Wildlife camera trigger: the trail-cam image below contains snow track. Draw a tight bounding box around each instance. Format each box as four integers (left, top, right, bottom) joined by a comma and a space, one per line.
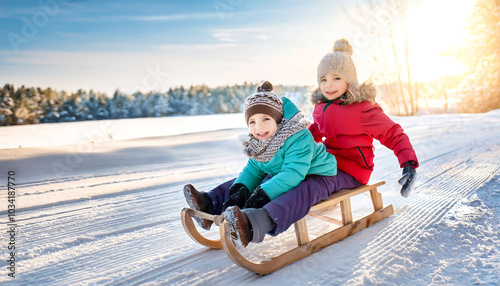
344, 149, 500, 285
1, 111, 499, 285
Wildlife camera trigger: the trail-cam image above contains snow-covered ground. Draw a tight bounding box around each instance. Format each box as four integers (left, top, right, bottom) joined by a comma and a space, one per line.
0, 110, 499, 285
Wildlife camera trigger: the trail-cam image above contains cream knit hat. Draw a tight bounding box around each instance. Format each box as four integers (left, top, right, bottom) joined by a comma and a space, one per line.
317, 39, 358, 87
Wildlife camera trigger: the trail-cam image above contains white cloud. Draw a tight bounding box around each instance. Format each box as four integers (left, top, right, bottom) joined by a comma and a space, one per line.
210, 27, 274, 44
212, 33, 238, 43
130, 13, 219, 22
153, 43, 238, 50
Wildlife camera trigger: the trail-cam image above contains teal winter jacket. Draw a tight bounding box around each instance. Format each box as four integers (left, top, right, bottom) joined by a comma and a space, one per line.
234, 97, 337, 200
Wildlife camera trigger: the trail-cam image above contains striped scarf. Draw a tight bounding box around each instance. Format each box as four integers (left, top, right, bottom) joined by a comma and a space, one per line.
240, 112, 307, 162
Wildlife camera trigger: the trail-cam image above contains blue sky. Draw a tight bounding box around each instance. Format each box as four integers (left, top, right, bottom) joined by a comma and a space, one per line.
0, 0, 475, 95
2, 0, 334, 51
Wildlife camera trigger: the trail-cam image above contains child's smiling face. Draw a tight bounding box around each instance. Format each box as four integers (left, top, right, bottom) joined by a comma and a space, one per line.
320, 73, 349, 100
248, 113, 278, 141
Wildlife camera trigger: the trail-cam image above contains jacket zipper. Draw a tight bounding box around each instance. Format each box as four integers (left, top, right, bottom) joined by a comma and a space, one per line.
356, 147, 370, 169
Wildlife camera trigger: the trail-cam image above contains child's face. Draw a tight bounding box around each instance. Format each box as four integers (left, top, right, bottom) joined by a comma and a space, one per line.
320, 73, 348, 100
248, 113, 278, 141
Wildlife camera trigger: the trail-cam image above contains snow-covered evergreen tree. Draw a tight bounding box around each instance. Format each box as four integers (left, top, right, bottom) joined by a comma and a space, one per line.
60, 96, 78, 122
107, 90, 133, 119
130, 92, 145, 118
0, 84, 15, 126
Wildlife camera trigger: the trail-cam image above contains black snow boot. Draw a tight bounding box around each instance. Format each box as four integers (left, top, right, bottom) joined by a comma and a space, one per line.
224, 206, 274, 248
224, 206, 253, 248
183, 184, 214, 230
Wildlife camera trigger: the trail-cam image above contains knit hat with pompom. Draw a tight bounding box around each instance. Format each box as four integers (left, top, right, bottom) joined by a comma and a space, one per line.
317, 39, 358, 87
244, 81, 283, 125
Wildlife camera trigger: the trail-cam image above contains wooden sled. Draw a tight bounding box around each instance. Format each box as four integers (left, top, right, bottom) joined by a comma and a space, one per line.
181, 180, 393, 275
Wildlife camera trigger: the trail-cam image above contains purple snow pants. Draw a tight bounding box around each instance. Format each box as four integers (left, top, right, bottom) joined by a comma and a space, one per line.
206, 170, 362, 235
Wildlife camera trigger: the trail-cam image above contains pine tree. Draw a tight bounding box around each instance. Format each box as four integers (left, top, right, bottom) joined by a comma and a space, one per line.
75, 89, 91, 121
60, 97, 78, 122
130, 92, 145, 118
153, 93, 172, 116
12, 85, 43, 124
0, 84, 15, 125
107, 90, 132, 119
41, 87, 63, 123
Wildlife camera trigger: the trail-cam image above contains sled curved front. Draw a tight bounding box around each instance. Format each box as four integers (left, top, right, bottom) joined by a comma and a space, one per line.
220, 222, 310, 275
181, 208, 223, 249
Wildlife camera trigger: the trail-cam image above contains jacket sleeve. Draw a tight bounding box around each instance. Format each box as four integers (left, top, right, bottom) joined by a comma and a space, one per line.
308, 122, 324, 143
233, 159, 267, 192
360, 104, 419, 168
260, 132, 313, 200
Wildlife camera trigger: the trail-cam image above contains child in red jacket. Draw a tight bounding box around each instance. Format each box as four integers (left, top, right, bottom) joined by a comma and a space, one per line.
309, 38, 418, 197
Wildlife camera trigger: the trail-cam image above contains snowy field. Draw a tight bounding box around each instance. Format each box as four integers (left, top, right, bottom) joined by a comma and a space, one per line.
0, 110, 499, 285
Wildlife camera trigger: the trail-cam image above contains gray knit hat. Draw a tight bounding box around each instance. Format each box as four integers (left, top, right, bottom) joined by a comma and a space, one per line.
317, 39, 358, 87
244, 81, 283, 125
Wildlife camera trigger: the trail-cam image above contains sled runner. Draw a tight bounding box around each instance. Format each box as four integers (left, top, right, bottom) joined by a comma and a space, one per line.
181, 180, 393, 274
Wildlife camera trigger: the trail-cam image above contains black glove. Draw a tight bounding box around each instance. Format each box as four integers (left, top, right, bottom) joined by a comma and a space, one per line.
222, 183, 250, 212
399, 162, 417, 198
244, 186, 271, 209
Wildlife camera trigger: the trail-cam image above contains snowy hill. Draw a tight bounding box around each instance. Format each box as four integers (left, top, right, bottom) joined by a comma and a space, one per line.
0, 110, 499, 285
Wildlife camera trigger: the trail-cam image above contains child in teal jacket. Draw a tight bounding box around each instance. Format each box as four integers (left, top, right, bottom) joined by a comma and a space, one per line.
233, 84, 337, 201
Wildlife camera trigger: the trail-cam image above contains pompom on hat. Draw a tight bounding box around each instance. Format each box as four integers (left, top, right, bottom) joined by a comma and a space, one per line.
244, 81, 283, 125
317, 38, 358, 87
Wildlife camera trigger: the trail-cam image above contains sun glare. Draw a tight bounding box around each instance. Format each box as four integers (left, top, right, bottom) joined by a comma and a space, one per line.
405, 0, 476, 82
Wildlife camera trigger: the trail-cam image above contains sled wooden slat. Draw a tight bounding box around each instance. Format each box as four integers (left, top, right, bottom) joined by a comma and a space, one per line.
181, 208, 223, 249
310, 180, 385, 212
293, 218, 309, 246
340, 197, 353, 225
370, 188, 384, 211
307, 211, 343, 226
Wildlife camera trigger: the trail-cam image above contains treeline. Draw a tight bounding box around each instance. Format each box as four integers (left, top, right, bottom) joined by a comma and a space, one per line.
0, 83, 310, 126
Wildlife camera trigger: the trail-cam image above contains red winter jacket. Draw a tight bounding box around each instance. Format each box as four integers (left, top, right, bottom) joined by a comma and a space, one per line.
309, 99, 419, 184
